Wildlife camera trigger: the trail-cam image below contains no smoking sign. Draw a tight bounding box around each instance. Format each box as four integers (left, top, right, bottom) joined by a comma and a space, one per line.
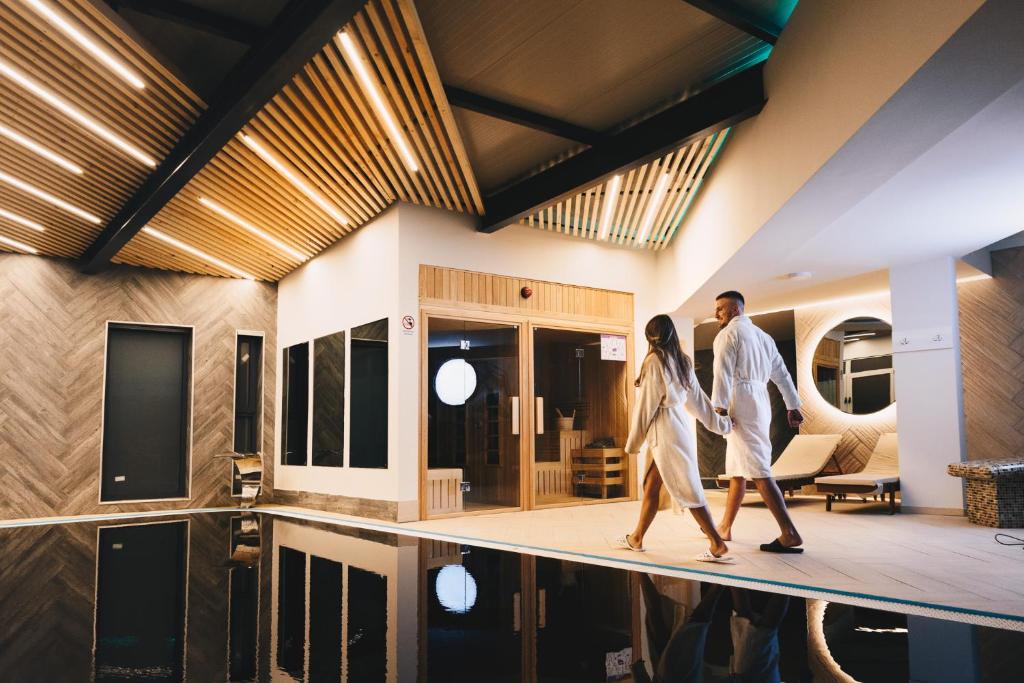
401, 315, 416, 335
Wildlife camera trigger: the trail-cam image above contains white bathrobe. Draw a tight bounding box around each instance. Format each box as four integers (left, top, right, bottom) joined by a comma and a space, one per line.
712, 315, 801, 479
626, 355, 731, 509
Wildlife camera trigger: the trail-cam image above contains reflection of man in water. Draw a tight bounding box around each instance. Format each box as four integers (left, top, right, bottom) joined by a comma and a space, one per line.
632, 577, 723, 683
725, 589, 788, 683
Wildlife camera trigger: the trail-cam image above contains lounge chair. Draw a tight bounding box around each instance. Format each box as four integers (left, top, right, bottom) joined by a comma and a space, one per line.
717, 434, 842, 495
815, 433, 899, 514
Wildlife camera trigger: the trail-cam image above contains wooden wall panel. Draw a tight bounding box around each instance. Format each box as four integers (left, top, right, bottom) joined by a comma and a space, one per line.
0, 254, 276, 521
419, 264, 633, 325
959, 248, 1024, 462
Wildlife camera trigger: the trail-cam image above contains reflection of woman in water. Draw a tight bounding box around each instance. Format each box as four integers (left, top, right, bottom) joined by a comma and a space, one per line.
633, 576, 723, 683
620, 314, 733, 562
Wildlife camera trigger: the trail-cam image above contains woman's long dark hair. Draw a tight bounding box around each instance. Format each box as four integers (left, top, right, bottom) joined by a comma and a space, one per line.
635, 314, 692, 389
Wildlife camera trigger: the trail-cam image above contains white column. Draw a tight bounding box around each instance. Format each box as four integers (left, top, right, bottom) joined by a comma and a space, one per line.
889, 257, 966, 514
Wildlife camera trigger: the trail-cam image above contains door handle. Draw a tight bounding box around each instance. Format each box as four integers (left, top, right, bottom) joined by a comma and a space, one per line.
536, 396, 544, 435
511, 396, 520, 435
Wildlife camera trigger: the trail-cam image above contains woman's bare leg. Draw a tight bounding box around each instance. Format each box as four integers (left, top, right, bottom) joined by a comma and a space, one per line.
690, 504, 729, 557
717, 477, 746, 541
628, 462, 663, 548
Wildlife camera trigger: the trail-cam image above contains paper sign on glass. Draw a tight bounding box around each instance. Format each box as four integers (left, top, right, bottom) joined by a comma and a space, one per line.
600, 334, 627, 361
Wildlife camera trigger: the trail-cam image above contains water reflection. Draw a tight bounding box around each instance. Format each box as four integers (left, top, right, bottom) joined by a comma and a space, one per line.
0, 512, 1021, 682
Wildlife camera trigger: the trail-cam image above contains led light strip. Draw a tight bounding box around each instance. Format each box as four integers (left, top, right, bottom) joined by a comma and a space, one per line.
0, 56, 156, 167
142, 226, 255, 280
198, 196, 308, 262
240, 133, 348, 225
24, 0, 145, 89
597, 175, 622, 241
0, 207, 45, 232
0, 169, 99, 223
337, 31, 419, 173
0, 122, 84, 175
0, 233, 39, 254
634, 174, 671, 246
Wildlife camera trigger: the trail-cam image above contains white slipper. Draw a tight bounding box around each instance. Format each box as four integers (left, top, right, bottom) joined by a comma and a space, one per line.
694, 550, 735, 564
615, 534, 645, 552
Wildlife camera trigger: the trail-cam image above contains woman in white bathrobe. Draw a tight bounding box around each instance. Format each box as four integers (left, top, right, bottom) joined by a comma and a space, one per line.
619, 314, 734, 562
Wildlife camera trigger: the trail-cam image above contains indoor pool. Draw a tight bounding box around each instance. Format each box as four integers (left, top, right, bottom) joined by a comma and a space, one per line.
1, 511, 1020, 682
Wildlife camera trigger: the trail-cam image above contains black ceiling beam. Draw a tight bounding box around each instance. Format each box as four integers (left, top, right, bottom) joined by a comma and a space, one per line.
82, 0, 364, 274
444, 85, 603, 145
681, 0, 782, 44
106, 0, 264, 44
478, 63, 765, 234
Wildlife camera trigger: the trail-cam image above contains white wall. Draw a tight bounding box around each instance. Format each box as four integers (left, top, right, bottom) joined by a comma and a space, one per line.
275, 206, 401, 502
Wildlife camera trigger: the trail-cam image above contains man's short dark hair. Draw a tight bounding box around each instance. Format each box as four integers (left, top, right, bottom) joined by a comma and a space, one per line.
716, 290, 745, 305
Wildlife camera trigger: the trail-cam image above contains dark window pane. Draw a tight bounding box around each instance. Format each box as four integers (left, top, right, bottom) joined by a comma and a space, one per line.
234, 335, 263, 455
281, 344, 309, 466
277, 547, 306, 680
313, 331, 346, 467
350, 319, 388, 468
347, 567, 387, 680
851, 355, 893, 372
228, 565, 258, 681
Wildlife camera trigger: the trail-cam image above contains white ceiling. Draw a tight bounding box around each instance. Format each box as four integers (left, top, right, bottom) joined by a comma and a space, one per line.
673, 0, 1024, 318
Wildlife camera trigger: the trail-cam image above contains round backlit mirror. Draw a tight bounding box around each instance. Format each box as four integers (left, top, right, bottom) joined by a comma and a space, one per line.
812, 317, 894, 414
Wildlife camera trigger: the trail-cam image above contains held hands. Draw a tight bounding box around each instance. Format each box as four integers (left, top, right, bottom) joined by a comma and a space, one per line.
787, 409, 804, 429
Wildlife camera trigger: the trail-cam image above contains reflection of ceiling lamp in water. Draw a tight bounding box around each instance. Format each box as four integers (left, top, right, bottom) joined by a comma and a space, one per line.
435, 358, 477, 406
435, 564, 478, 614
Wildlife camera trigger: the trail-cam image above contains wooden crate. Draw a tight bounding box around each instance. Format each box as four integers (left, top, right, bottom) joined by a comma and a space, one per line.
573, 447, 626, 498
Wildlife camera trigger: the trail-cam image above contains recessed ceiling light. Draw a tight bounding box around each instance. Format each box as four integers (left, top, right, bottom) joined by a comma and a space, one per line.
0, 169, 99, 223
597, 175, 622, 241
142, 226, 256, 280
0, 207, 44, 232
24, 0, 145, 89
240, 133, 348, 226
198, 196, 308, 262
785, 271, 813, 280
634, 174, 671, 247
0, 56, 155, 167
0, 121, 84, 175
337, 31, 418, 173
0, 233, 39, 254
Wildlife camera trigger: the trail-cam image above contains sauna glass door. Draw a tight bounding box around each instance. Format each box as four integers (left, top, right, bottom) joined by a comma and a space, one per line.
532, 327, 631, 506
427, 318, 521, 516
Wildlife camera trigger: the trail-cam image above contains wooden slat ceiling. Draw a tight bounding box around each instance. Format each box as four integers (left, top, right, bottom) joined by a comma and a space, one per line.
115, 0, 483, 281
520, 129, 729, 250
0, 0, 200, 258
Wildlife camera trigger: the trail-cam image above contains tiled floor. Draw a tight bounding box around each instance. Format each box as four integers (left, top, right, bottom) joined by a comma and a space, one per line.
263, 491, 1024, 631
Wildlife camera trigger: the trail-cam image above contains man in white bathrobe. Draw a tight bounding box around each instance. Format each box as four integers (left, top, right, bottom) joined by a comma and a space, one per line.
711, 291, 805, 553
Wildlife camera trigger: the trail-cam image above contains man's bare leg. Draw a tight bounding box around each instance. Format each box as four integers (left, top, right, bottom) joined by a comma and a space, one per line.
628, 463, 663, 549
717, 476, 746, 541
752, 477, 803, 547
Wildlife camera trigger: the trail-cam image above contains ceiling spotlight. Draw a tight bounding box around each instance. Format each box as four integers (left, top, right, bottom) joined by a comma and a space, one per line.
0, 169, 99, 223
0, 233, 39, 254
785, 271, 813, 281
0, 56, 155, 167
0, 122, 84, 174
198, 196, 308, 262
240, 133, 348, 226
142, 226, 256, 280
337, 31, 418, 173
24, 0, 145, 89
634, 173, 671, 246
597, 175, 622, 241
0, 207, 45, 232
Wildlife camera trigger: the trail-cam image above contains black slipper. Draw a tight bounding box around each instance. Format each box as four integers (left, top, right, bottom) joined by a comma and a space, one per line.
759, 539, 804, 554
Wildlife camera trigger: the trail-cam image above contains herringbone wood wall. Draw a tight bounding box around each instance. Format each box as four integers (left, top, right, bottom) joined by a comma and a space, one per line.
795, 300, 898, 474
959, 248, 1024, 462
0, 255, 276, 520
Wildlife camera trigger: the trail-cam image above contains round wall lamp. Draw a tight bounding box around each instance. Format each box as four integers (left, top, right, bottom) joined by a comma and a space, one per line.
435, 564, 478, 614
435, 358, 477, 406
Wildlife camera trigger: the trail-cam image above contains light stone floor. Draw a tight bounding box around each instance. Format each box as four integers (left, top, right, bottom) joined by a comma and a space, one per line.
262, 491, 1024, 631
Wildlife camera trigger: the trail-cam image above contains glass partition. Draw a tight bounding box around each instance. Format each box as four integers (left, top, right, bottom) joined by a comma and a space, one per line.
281, 343, 308, 466
313, 331, 345, 467
427, 317, 521, 515
350, 319, 388, 468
